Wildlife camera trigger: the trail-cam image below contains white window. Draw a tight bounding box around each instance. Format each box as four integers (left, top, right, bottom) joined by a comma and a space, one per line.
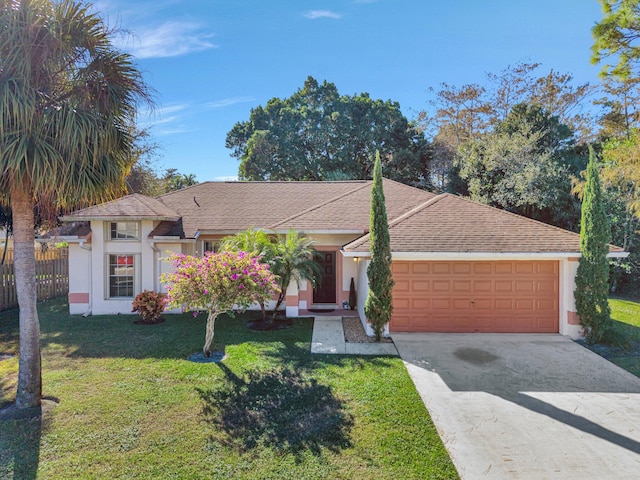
108, 254, 135, 298
109, 222, 139, 240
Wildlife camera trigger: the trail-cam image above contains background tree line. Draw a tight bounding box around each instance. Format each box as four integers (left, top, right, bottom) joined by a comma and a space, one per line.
225, 59, 640, 293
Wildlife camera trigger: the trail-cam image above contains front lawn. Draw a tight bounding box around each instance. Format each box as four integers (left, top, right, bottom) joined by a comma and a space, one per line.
606, 297, 640, 377
0, 299, 457, 479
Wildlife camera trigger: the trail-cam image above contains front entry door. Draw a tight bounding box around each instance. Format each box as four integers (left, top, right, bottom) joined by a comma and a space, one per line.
313, 251, 336, 304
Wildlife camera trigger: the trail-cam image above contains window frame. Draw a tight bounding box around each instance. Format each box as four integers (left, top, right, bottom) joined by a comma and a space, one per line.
108, 221, 140, 241
202, 240, 220, 254
105, 253, 139, 299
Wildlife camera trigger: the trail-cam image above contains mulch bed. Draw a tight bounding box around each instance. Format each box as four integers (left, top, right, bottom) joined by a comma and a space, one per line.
246, 318, 294, 331
342, 317, 393, 344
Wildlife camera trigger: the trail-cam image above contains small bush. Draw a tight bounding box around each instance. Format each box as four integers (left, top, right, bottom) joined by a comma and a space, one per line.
131, 290, 167, 324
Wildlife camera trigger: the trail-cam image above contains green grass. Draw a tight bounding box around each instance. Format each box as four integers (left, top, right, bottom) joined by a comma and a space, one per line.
0, 299, 458, 479
604, 297, 640, 377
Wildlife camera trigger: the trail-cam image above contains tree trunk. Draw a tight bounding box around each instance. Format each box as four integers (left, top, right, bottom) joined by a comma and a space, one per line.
11, 185, 42, 408
203, 311, 218, 357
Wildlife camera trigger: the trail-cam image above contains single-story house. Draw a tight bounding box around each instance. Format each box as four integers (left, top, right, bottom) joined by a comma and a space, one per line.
48, 179, 626, 339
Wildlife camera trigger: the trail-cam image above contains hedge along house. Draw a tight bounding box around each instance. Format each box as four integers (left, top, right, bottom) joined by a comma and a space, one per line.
49, 180, 627, 339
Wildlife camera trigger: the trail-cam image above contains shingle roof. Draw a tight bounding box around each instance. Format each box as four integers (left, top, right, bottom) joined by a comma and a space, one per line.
62, 193, 180, 221
271, 179, 435, 231
148, 219, 185, 239
343, 193, 624, 254
60, 182, 624, 256
39, 221, 92, 239
155, 180, 429, 238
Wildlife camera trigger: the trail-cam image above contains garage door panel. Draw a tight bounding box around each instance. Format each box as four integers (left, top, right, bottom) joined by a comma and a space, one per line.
433, 281, 451, 292
537, 262, 558, 274
473, 280, 492, 292
515, 263, 534, 274
394, 298, 411, 309
495, 281, 513, 292
392, 263, 410, 274
515, 299, 534, 311
432, 299, 451, 309
537, 281, 557, 293
495, 298, 514, 310
432, 263, 451, 274
495, 263, 514, 274
411, 298, 430, 309
474, 263, 492, 274
516, 281, 534, 292
390, 261, 559, 333
452, 263, 471, 274
412, 280, 430, 291
453, 280, 471, 292
412, 263, 431, 274
473, 299, 492, 310
453, 299, 471, 309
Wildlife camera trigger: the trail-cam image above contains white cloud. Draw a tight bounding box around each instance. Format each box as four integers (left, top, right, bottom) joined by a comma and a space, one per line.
117, 21, 217, 59
304, 10, 343, 20
214, 176, 239, 182
205, 97, 256, 109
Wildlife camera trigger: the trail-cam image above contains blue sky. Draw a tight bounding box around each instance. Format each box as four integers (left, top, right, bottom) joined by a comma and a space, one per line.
95, 0, 605, 181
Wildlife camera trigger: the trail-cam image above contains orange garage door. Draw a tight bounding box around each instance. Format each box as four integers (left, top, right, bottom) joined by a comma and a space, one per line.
390, 261, 559, 333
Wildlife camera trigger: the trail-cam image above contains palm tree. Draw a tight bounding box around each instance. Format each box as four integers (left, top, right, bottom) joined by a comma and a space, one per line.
0, 0, 151, 409
271, 230, 322, 321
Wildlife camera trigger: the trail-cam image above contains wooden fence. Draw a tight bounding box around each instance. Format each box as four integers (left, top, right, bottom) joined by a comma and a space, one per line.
0, 248, 69, 312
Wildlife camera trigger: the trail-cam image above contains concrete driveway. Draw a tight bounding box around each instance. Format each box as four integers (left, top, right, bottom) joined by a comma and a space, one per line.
393, 333, 640, 480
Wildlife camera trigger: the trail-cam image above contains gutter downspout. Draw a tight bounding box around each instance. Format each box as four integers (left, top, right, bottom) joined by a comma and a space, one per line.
79, 240, 92, 317
149, 240, 161, 292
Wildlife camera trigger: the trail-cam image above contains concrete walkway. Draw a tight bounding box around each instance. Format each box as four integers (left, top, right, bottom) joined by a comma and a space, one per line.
394, 333, 640, 480
310, 316, 398, 355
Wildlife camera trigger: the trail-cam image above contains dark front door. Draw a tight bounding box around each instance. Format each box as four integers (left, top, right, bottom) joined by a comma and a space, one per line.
313, 251, 336, 304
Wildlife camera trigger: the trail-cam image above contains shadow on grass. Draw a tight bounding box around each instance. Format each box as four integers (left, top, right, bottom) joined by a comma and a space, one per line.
0, 403, 52, 480
261, 340, 398, 375
197, 363, 353, 456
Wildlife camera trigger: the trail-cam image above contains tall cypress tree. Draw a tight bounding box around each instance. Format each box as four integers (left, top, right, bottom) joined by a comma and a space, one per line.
575, 147, 611, 344
365, 152, 395, 341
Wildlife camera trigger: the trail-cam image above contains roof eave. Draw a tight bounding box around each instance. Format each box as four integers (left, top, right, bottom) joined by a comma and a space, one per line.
61, 215, 180, 222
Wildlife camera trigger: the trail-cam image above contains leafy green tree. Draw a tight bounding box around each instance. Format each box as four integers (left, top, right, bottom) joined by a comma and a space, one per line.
219, 228, 277, 321
456, 104, 583, 229
226, 76, 431, 186
271, 230, 322, 321
163, 169, 198, 191
0, 0, 151, 408
365, 153, 394, 341
419, 63, 593, 191
592, 0, 640, 80
594, 77, 640, 138
601, 132, 640, 290
575, 148, 612, 344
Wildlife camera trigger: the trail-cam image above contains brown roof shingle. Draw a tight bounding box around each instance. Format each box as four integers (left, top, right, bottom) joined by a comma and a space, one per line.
155, 180, 430, 237
271, 179, 435, 231
62, 193, 180, 221
343, 193, 623, 254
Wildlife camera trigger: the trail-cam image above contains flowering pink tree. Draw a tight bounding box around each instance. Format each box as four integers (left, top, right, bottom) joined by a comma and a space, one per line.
161, 251, 279, 357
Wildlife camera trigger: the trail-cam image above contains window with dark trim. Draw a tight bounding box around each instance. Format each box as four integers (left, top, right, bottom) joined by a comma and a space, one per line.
203, 240, 220, 253
108, 254, 135, 297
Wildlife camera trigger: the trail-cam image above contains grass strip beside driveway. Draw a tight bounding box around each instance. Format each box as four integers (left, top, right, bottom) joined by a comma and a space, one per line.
0, 298, 457, 479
